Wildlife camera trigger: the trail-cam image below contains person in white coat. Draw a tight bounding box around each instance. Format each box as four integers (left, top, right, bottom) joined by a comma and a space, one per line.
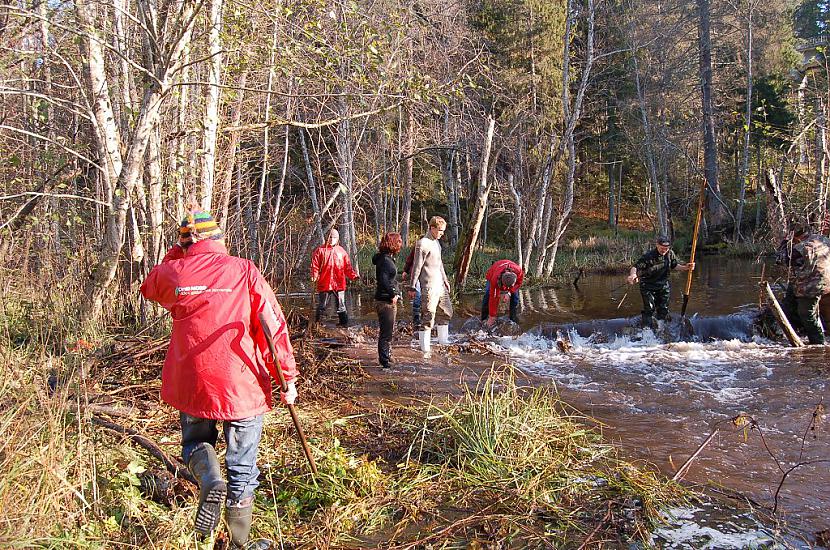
408, 216, 453, 357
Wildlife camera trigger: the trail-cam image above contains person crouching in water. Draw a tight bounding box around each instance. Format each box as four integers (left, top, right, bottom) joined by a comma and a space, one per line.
481, 259, 524, 327
373, 232, 402, 368
627, 235, 695, 329
776, 224, 830, 344
408, 216, 453, 357
141, 207, 298, 549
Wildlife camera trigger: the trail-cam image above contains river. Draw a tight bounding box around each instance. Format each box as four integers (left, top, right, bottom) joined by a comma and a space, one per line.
284, 257, 829, 546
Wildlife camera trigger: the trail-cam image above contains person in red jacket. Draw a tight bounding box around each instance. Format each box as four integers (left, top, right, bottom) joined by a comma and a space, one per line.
481, 259, 524, 327
141, 207, 298, 549
310, 228, 359, 326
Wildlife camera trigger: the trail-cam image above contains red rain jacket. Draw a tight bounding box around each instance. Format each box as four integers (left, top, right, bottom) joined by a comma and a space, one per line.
310, 244, 358, 292
140, 240, 298, 420
484, 260, 524, 318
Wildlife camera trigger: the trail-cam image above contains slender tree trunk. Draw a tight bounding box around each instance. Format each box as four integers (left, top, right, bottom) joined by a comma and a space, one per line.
201, 0, 223, 210
218, 70, 247, 225
633, 54, 665, 234
453, 115, 496, 290
698, 0, 725, 226
764, 166, 788, 243
542, 0, 595, 276
146, 126, 164, 264
735, 5, 753, 241
441, 109, 459, 249
400, 108, 415, 246
814, 93, 826, 227
299, 127, 324, 243
80, 0, 199, 325
508, 171, 523, 266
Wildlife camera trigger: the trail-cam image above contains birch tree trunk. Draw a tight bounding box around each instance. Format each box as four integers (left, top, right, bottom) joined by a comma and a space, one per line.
735, 4, 753, 242
507, 171, 523, 267
698, 0, 725, 226
80, 0, 200, 325
201, 0, 223, 210
453, 115, 495, 290
146, 126, 164, 264
542, 0, 595, 276
813, 93, 826, 226
764, 166, 788, 243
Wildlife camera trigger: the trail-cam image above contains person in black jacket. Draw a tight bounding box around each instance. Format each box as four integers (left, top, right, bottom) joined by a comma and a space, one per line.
373, 232, 403, 368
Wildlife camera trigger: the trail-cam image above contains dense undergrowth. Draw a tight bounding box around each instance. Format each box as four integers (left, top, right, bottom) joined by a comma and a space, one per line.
0, 272, 690, 548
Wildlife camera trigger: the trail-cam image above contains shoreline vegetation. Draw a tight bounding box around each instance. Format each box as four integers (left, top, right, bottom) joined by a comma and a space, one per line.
0, 220, 784, 548
0, 286, 698, 548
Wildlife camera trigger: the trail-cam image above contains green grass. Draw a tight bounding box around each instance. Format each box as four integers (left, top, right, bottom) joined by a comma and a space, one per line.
0, 275, 688, 548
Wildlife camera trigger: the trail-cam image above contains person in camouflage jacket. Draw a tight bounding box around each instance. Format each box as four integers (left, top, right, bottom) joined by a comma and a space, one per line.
776, 227, 830, 344
627, 235, 695, 329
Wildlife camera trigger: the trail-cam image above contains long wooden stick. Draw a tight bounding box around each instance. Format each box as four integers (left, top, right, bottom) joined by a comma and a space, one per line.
763, 282, 804, 347
257, 312, 318, 475
672, 427, 719, 482
681, 177, 707, 318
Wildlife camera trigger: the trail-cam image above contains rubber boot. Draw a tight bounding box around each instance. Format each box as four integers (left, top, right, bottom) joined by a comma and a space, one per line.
418, 330, 431, 358
187, 443, 227, 536
436, 325, 450, 345
641, 315, 656, 330
337, 311, 349, 327
226, 504, 273, 549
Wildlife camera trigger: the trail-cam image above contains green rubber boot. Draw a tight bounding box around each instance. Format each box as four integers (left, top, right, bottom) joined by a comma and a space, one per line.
226, 504, 273, 549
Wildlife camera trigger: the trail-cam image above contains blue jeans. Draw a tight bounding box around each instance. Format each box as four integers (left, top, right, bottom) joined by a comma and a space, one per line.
481, 281, 519, 321
181, 413, 264, 505
412, 283, 421, 324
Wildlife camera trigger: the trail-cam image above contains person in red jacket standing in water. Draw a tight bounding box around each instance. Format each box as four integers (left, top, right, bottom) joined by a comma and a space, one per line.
310, 228, 359, 326
481, 259, 524, 327
141, 207, 297, 549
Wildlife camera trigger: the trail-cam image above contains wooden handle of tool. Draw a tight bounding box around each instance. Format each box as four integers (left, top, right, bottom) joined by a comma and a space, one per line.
684, 177, 707, 296
256, 311, 319, 474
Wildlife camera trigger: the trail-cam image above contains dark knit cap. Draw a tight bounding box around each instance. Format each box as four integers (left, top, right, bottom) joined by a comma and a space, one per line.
499, 269, 518, 289
656, 235, 671, 246
179, 208, 223, 246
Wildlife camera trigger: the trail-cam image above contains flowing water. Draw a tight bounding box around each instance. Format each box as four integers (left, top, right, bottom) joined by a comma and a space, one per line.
286, 258, 829, 545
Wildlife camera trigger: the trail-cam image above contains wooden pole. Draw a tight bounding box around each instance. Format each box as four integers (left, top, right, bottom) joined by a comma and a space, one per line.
763, 282, 804, 347
681, 177, 707, 318
257, 312, 319, 474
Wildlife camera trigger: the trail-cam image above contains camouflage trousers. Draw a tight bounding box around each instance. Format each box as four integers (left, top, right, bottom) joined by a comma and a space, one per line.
782, 285, 826, 345
639, 284, 670, 327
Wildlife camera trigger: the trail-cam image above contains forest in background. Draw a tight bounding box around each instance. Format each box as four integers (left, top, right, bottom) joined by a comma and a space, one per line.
1, 0, 829, 330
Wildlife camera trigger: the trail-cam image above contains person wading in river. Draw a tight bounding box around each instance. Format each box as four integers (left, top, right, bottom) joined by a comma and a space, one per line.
140, 207, 298, 549
627, 235, 695, 329
776, 225, 830, 345
408, 216, 453, 357
481, 259, 524, 327
373, 232, 402, 368
310, 228, 359, 327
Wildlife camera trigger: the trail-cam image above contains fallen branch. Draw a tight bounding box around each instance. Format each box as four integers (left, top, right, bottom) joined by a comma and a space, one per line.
672, 427, 720, 481
91, 415, 196, 486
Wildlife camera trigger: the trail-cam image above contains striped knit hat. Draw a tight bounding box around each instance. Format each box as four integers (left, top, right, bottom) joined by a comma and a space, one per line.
179, 208, 223, 246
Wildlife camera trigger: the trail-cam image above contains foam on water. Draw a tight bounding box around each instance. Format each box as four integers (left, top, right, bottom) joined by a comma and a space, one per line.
651, 505, 794, 549
492, 329, 785, 405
